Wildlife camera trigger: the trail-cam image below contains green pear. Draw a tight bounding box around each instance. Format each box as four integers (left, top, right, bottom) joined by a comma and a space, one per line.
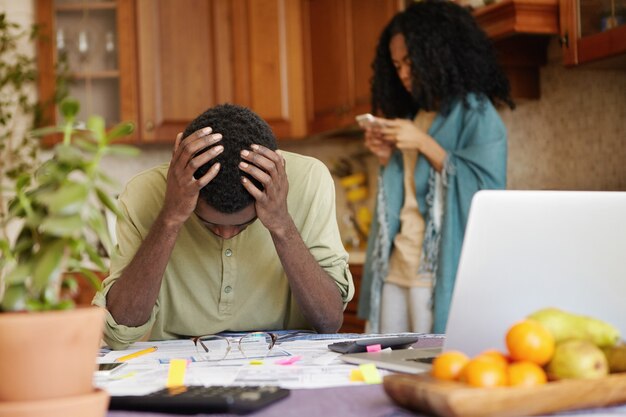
528, 308, 621, 348
547, 339, 609, 380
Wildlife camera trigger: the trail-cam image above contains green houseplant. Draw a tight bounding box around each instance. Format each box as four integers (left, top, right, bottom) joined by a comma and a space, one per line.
0, 14, 137, 413
0, 97, 137, 414
0, 97, 137, 312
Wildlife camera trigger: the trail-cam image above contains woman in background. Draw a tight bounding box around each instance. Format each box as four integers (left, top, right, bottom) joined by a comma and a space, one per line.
358, 0, 514, 334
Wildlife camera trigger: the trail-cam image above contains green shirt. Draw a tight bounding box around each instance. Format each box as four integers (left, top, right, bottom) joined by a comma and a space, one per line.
94, 151, 353, 349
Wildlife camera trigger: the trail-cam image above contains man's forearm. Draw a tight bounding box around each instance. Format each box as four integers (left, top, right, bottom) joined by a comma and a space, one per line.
106, 212, 183, 326
271, 219, 344, 333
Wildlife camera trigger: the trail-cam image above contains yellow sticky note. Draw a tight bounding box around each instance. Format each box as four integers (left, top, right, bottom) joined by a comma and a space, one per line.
349, 369, 365, 382
112, 371, 136, 380
359, 363, 382, 384
166, 359, 187, 388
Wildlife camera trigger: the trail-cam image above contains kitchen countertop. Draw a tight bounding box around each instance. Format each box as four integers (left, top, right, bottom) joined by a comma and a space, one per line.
348, 250, 366, 265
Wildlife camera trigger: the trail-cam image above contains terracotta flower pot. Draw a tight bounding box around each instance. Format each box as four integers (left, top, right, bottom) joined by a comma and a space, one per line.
0, 306, 105, 402
0, 388, 109, 417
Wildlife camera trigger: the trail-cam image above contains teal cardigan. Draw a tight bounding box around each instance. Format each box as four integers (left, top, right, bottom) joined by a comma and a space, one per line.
357, 94, 507, 333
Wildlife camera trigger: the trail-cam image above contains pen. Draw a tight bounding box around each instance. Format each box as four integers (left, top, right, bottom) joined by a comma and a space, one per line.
116, 346, 158, 362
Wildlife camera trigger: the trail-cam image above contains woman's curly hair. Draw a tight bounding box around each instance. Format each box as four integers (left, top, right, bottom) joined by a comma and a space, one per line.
371, 0, 514, 118
182, 103, 277, 213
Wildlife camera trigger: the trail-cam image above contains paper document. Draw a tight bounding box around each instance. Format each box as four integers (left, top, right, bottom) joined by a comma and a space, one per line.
95, 332, 441, 395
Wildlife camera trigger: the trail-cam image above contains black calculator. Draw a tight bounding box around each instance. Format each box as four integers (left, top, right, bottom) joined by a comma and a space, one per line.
109, 385, 290, 415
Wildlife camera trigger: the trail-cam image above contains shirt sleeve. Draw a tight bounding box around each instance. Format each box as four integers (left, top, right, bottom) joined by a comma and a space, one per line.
92, 180, 161, 350
294, 158, 355, 304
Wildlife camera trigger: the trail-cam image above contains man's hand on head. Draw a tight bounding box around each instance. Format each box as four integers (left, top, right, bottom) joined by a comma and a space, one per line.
239, 145, 291, 234
161, 128, 223, 227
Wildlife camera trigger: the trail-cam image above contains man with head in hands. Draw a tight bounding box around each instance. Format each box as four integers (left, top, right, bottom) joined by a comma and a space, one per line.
94, 104, 353, 349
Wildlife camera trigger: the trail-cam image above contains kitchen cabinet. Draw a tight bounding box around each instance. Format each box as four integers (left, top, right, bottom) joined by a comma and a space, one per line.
38, 0, 401, 142
36, 0, 139, 142
231, 0, 400, 139
559, 0, 626, 66
340, 263, 366, 334
305, 0, 401, 134
223, 0, 402, 140
136, 0, 235, 142
473, 0, 560, 99
136, 0, 301, 142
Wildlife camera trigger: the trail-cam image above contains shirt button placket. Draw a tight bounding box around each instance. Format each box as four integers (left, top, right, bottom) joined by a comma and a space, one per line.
221, 248, 234, 309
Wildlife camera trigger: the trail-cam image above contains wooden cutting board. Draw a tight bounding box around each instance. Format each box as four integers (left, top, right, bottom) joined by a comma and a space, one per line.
383, 373, 626, 417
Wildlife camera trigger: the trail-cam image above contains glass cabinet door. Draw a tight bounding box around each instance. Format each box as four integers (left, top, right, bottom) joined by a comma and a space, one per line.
55, 1, 120, 126
560, 0, 626, 65
579, 0, 625, 37
36, 0, 138, 141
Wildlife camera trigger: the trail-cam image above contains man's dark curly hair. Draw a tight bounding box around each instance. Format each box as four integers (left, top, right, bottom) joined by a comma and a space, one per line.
371, 0, 514, 118
182, 103, 277, 213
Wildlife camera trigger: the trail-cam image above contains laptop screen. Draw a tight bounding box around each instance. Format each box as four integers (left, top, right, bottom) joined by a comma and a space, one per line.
444, 190, 626, 356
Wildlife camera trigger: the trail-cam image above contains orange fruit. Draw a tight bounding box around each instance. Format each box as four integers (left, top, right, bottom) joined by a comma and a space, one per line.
505, 319, 555, 365
476, 349, 510, 370
431, 350, 470, 381
462, 357, 507, 387
507, 360, 548, 387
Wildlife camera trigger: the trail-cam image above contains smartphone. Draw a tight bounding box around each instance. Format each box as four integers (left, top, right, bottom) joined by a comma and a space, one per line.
356, 113, 385, 129
95, 362, 127, 377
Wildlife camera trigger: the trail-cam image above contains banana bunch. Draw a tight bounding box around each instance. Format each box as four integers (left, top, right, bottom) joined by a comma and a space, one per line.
528, 308, 623, 380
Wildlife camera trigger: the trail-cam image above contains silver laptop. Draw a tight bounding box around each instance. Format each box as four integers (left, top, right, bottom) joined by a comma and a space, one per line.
341, 190, 626, 373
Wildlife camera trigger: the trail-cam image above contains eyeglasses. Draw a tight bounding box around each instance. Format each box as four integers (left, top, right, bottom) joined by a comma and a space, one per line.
191, 332, 278, 362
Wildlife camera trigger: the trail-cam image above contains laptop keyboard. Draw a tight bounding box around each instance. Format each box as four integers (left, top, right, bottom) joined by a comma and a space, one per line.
109, 385, 290, 414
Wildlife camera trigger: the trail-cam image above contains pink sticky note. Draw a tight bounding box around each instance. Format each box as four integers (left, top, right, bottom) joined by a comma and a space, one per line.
275, 355, 302, 365
366, 344, 382, 353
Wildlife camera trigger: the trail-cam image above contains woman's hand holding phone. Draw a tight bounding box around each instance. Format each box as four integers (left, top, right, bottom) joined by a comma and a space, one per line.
356, 113, 388, 129
359, 119, 393, 167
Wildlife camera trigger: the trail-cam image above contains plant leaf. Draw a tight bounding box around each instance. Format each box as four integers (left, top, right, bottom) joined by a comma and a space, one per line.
104, 144, 140, 157
106, 121, 134, 141
87, 115, 106, 145
5, 263, 32, 285
87, 210, 112, 255
37, 182, 88, 215
77, 268, 103, 292
29, 125, 63, 137
0, 284, 28, 312
32, 239, 66, 293
74, 137, 99, 153
95, 171, 119, 187
40, 214, 83, 236
95, 186, 122, 217
60, 97, 80, 119
54, 143, 84, 165
84, 244, 106, 271
62, 275, 78, 293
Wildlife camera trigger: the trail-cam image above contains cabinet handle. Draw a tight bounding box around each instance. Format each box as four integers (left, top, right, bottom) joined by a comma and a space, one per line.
145, 121, 154, 132
559, 34, 569, 48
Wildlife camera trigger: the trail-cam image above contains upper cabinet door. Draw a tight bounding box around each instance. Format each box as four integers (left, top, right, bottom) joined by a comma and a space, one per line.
235, 0, 401, 139
559, 0, 626, 66
136, 0, 235, 142
230, 0, 309, 138
38, 0, 402, 142
36, 0, 139, 143
306, 0, 401, 134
